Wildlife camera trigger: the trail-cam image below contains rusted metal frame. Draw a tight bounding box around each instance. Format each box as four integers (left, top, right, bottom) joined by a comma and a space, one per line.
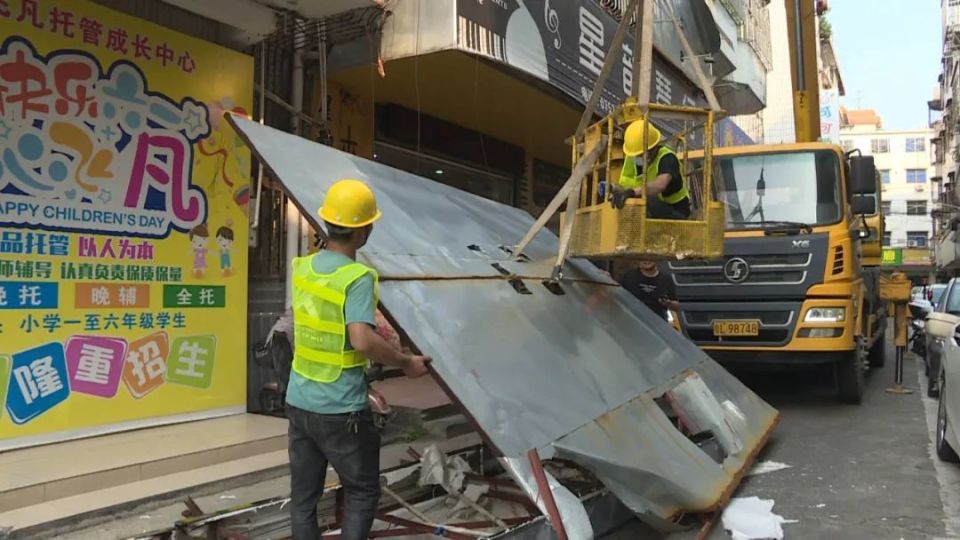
175, 497, 289, 529
526, 449, 569, 540
375, 513, 482, 540
381, 485, 492, 538
662, 390, 697, 436
694, 511, 721, 540
452, 518, 532, 528
708, 411, 780, 513
322, 526, 429, 539
321, 488, 454, 535
485, 489, 542, 514
322, 516, 535, 539
664, 409, 781, 531
463, 473, 520, 489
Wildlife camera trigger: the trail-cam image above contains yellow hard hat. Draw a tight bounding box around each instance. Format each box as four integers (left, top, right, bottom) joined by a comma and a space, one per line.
622, 119, 661, 157
318, 179, 382, 228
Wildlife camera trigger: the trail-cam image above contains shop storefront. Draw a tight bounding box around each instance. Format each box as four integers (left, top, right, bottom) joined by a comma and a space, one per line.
0, 0, 253, 449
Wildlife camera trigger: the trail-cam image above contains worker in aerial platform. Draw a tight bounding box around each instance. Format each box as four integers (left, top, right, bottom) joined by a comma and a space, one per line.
286, 179, 429, 540
610, 119, 692, 220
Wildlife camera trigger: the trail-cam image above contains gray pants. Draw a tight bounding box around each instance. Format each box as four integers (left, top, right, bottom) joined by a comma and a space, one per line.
288, 406, 381, 540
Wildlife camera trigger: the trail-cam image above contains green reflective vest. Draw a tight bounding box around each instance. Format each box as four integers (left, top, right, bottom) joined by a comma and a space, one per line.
618, 146, 690, 205
291, 256, 378, 383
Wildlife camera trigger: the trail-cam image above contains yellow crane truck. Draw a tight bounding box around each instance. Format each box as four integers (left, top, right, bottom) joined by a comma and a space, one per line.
668, 144, 885, 403
667, 0, 897, 403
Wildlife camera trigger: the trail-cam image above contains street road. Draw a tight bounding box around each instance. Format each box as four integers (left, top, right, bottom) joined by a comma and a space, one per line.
704, 336, 953, 539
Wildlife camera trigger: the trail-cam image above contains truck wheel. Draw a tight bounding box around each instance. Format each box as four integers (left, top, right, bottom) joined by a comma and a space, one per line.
837, 349, 865, 404
937, 372, 960, 463
868, 332, 886, 368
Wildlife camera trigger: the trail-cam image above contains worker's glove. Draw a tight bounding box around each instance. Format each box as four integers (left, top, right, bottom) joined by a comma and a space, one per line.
610, 186, 631, 209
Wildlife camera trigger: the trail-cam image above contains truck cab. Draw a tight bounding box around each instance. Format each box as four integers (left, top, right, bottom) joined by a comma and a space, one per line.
671, 143, 884, 403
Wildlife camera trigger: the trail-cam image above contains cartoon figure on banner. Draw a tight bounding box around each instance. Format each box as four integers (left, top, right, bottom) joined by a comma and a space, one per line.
189, 223, 209, 278
216, 221, 234, 277
0, 38, 212, 239
198, 97, 250, 216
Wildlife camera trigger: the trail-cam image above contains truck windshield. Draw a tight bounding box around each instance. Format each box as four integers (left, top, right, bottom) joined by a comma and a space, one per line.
709, 150, 843, 231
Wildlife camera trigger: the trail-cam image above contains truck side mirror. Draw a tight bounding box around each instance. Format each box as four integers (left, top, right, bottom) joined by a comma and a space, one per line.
850, 155, 878, 195
851, 194, 876, 215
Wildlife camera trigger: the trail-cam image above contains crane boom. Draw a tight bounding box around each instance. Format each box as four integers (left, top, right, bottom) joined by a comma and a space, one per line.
785, 0, 821, 142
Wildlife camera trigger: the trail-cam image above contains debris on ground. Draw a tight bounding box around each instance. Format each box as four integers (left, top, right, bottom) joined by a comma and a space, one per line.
746, 461, 792, 477
721, 496, 791, 540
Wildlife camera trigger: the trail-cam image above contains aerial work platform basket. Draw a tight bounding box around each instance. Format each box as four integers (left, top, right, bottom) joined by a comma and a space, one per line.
511, 0, 727, 279
560, 102, 725, 261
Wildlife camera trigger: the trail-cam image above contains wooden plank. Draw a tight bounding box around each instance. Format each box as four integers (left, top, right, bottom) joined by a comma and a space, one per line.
513, 137, 606, 259
553, 172, 583, 276
631, 1, 644, 97
665, 3, 721, 111
636, 0, 654, 106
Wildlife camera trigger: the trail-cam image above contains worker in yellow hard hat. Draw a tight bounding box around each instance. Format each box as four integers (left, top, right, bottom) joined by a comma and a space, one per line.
286, 178, 429, 540
611, 119, 691, 219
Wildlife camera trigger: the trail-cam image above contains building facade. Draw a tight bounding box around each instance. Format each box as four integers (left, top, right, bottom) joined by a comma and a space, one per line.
840, 112, 935, 276
932, 0, 960, 273
0, 0, 775, 447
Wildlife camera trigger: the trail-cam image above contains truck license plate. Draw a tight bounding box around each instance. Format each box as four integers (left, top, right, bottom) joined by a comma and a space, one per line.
713, 320, 760, 337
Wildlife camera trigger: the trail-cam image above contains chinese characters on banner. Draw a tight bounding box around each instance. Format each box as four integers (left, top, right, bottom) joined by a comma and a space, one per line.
0, 0, 252, 447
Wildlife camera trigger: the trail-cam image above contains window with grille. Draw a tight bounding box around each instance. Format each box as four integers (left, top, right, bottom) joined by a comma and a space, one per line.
905, 137, 926, 152
907, 200, 927, 215
882, 232, 891, 246
906, 169, 927, 183
907, 231, 928, 247
881, 201, 891, 215
880, 169, 891, 184
871, 139, 889, 153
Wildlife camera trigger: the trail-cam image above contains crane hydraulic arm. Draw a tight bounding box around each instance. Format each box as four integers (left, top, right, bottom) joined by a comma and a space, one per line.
785, 0, 820, 143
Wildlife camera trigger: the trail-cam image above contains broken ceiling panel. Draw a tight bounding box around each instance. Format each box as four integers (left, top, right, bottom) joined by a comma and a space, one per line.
228, 115, 779, 531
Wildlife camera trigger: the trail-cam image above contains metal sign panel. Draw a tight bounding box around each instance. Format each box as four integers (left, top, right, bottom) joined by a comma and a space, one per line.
228, 115, 778, 528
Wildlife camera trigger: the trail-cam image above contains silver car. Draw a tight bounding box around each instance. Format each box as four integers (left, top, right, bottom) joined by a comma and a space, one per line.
926, 311, 960, 462
924, 282, 954, 397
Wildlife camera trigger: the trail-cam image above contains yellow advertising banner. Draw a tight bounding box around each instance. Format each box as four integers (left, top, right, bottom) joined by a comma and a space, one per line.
0, 0, 252, 448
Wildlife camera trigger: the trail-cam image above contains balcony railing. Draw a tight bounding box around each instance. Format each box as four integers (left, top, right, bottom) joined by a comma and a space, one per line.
743, 0, 771, 70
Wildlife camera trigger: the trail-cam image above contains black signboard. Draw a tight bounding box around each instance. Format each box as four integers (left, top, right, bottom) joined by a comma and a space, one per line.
456, 0, 709, 116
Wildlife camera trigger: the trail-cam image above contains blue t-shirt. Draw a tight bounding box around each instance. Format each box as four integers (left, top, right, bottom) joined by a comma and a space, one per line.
286, 251, 376, 414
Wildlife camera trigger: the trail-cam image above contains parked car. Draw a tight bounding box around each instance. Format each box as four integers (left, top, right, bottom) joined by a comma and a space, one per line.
927, 281, 960, 397
925, 311, 960, 462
